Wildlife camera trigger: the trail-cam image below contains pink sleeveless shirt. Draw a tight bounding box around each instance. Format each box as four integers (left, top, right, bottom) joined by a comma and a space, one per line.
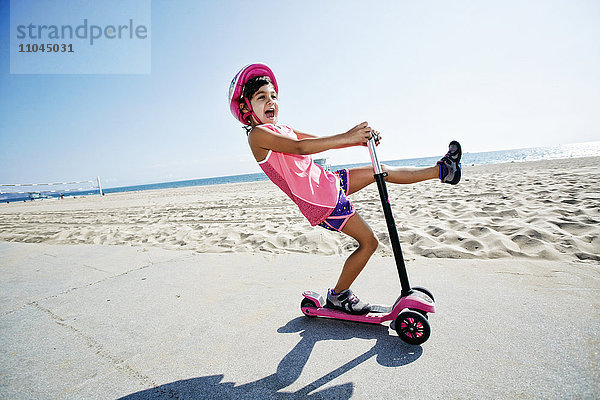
257, 124, 340, 226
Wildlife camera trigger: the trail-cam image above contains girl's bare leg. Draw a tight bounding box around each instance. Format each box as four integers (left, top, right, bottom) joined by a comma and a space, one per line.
333, 212, 379, 292
347, 164, 438, 195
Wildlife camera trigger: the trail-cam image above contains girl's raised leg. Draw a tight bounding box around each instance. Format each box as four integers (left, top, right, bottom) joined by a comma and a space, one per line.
347, 164, 438, 195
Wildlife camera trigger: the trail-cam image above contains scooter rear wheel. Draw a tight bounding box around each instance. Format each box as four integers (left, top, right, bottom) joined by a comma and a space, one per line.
301, 298, 318, 317
394, 310, 430, 345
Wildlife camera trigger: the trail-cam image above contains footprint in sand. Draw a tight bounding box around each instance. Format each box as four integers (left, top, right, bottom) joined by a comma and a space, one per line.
459, 239, 484, 252
549, 220, 595, 236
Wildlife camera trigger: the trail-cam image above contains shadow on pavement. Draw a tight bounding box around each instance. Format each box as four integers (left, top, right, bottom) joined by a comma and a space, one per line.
119, 316, 422, 399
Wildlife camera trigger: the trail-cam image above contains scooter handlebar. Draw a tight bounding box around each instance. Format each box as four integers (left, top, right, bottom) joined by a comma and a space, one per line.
367, 132, 383, 175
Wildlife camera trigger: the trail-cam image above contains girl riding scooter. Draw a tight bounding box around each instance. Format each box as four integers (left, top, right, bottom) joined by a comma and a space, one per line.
228, 63, 461, 315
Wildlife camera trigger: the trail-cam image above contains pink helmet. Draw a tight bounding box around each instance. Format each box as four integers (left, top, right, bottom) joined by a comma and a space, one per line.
228, 63, 278, 125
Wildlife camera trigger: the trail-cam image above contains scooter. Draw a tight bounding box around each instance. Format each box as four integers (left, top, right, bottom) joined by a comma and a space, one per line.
301, 133, 436, 345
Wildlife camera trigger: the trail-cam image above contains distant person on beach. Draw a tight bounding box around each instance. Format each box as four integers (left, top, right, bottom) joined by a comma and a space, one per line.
228, 63, 462, 314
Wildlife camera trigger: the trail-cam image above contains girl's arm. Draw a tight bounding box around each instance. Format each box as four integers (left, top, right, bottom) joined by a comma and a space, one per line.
295, 128, 380, 149
293, 129, 318, 139
249, 122, 373, 156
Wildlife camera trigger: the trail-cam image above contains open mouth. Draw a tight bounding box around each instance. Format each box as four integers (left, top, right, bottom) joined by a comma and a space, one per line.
265, 109, 275, 119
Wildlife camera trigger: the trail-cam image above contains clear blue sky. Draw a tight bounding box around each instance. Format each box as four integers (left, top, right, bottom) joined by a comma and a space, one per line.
1, 0, 599, 188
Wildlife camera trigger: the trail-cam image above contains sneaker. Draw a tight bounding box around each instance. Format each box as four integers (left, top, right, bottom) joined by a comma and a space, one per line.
326, 288, 371, 315
437, 140, 462, 185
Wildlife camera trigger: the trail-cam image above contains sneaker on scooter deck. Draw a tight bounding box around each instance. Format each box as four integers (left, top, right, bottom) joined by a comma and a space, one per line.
437, 140, 462, 185
326, 288, 371, 315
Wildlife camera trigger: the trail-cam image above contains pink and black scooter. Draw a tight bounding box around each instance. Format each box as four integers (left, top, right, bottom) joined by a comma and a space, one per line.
301, 133, 436, 346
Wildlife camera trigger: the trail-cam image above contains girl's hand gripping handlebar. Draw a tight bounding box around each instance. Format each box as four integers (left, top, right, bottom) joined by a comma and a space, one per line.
367, 131, 383, 175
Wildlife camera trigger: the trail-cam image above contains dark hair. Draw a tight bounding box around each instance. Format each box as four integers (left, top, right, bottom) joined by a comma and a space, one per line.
241, 76, 274, 134
242, 76, 273, 102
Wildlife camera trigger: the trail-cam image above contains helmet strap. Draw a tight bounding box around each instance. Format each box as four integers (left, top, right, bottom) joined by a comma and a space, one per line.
242, 97, 264, 126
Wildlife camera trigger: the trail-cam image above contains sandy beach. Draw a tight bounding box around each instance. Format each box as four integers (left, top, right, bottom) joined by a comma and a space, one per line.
1, 157, 599, 261
1, 157, 599, 399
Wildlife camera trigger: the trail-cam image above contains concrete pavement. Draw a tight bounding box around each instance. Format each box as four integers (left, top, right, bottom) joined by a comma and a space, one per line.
1, 242, 598, 399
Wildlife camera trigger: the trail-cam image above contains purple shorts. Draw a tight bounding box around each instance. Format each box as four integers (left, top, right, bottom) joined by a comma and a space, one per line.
318, 169, 355, 232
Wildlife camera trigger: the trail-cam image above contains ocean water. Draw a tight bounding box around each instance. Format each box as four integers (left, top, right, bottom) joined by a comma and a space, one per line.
2, 141, 599, 203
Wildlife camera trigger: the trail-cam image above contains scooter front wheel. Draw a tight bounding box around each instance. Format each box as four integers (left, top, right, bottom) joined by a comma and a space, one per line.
394, 310, 430, 345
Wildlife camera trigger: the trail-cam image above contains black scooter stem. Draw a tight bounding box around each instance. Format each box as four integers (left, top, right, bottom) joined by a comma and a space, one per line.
373, 172, 411, 296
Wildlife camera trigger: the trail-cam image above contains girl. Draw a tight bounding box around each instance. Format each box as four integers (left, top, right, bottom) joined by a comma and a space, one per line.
228, 63, 461, 315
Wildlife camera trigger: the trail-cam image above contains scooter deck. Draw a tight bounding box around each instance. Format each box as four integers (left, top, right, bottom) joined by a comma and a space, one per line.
302, 304, 395, 323
368, 304, 393, 314
301, 290, 434, 324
